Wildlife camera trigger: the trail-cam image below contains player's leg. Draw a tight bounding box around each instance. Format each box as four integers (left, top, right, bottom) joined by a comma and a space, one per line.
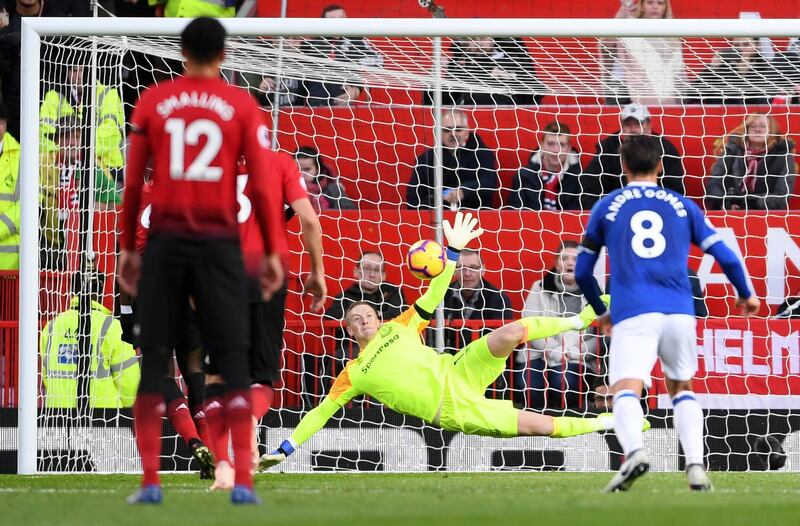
604, 313, 662, 493
128, 234, 188, 503
248, 285, 287, 470
175, 305, 210, 446
659, 314, 712, 491
191, 239, 255, 500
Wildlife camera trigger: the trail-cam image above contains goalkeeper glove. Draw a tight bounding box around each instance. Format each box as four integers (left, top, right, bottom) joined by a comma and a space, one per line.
577, 295, 611, 329
443, 211, 484, 252
257, 438, 296, 471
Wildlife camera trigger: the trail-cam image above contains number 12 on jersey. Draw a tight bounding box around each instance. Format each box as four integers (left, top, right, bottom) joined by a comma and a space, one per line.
165, 118, 223, 181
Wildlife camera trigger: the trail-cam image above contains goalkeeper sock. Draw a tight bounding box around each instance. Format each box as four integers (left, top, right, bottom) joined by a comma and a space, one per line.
250, 383, 274, 421
166, 397, 200, 445
613, 390, 644, 455
550, 415, 609, 438
672, 391, 704, 466
134, 393, 165, 487
517, 316, 583, 345
224, 390, 254, 489
204, 393, 230, 464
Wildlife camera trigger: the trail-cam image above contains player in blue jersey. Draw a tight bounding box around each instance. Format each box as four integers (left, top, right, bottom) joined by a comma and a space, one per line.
574, 135, 760, 493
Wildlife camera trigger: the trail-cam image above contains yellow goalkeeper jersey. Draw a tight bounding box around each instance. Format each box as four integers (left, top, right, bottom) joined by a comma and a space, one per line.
328, 307, 454, 422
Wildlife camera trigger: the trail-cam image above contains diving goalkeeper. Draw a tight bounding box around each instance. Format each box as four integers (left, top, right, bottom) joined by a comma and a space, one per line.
260, 212, 629, 469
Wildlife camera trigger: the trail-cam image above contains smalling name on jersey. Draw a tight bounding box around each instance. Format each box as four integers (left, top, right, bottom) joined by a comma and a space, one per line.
156, 91, 235, 121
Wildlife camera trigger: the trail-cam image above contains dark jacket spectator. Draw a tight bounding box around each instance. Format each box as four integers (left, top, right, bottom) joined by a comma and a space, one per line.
325, 283, 405, 324
407, 110, 498, 209
582, 131, 684, 209
295, 146, 356, 211
428, 37, 544, 106
506, 121, 582, 211
685, 38, 780, 106
705, 113, 795, 211
299, 5, 382, 107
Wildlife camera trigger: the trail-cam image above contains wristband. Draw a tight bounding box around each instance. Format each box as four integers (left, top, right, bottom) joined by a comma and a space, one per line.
278, 438, 297, 456
446, 247, 461, 262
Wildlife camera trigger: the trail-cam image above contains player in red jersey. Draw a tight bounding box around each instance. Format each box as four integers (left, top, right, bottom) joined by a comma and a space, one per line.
118, 17, 287, 505
206, 152, 326, 490
120, 179, 214, 480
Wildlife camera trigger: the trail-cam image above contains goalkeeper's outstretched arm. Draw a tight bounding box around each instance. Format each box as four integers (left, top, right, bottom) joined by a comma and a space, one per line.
259, 365, 362, 469
416, 212, 484, 317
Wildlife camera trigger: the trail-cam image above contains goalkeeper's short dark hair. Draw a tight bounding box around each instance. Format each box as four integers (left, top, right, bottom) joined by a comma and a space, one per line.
620, 134, 664, 176
181, 17, 226, 64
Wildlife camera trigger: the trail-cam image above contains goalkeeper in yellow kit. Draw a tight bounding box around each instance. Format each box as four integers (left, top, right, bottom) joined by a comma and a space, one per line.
260, 212, 633, 469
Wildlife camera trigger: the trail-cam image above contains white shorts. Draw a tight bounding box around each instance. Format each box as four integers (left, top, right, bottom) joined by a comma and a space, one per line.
609, 313, 697, 388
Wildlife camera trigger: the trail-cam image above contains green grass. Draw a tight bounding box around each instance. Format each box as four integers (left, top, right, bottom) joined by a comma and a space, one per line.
1, 472, 799, 526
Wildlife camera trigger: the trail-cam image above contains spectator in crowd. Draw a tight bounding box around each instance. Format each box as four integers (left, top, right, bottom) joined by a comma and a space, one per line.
515, 240, 588, 410
300, 4, 383, 106
600, 0, 685, 105
506, 120, 582, 210
40, 270, 140, 409
325, 251, 406, 324
245, 36, 306, 108
294, 146, 355, 211
148, 0, 235, 18
775, 38, 800, 104
581, 103, 684, 209
705, 112, 795, 211
1, 0, 88, 34
441, 249, 513, 353
40, 116, 81, 270
0, 103, 20, 270
407, 109, 499, 209
39, 61, 126, 180
685, 37, 779, 105
430, 36, 544, 106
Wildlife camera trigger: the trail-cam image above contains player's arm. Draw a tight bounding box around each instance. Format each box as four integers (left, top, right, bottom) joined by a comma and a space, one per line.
117, 105, 150, 296
415, 211, 484, 317
291, 197, 326, 312
575, 206, 608, 316
688, 202, 759, 315
259, 365, 361, 469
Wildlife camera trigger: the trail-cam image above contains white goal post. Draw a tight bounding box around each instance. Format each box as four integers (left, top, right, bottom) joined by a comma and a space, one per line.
16, 16, 800, 475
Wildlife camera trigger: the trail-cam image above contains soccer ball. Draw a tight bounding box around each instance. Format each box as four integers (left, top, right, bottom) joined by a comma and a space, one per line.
406, 239, 446, 280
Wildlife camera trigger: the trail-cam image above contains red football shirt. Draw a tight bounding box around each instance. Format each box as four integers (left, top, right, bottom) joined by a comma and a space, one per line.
239, 151, 309, 276
120, 76, 287, 258
134, 181, 153, 255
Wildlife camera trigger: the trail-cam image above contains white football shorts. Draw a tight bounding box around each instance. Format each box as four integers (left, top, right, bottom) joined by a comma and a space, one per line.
609, 312, 697, 388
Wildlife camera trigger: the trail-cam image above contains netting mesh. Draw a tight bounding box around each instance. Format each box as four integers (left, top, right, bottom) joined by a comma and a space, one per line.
26, 28, 800, 473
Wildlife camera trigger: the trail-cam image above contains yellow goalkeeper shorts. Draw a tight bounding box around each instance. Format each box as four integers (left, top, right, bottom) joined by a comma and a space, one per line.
437, 336, 519, 438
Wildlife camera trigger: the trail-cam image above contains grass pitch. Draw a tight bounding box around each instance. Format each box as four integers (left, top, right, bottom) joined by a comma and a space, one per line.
1, 472, 798, 526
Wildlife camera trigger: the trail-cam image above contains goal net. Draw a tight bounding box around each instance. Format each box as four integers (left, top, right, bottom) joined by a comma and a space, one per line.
11, 17, 800, 474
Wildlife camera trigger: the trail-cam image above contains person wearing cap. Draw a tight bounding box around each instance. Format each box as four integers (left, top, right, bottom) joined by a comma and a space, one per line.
581, 103, 684, 210
40, 270, 140, 409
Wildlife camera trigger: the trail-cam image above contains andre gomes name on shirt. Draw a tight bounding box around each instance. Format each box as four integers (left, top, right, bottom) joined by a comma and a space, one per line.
604, 186, 687, 222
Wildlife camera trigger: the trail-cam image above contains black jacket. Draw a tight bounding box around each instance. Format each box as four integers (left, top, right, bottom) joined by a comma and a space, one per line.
581, 132, 685, 210
427, 38, 545, 106
438, 280, 513, 352
324, 283, 406, 323
406, 132, 498, 209
506, 149, 582, 210
684, 47, 779, 106
705, 138, 795, 211
299, 36, 382, 107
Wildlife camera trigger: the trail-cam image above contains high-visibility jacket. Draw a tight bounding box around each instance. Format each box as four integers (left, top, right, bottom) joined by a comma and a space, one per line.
40, 298, 140, 408
39, 83, 125, 170
149, 0, 235, 18
0, 132, 20, 270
